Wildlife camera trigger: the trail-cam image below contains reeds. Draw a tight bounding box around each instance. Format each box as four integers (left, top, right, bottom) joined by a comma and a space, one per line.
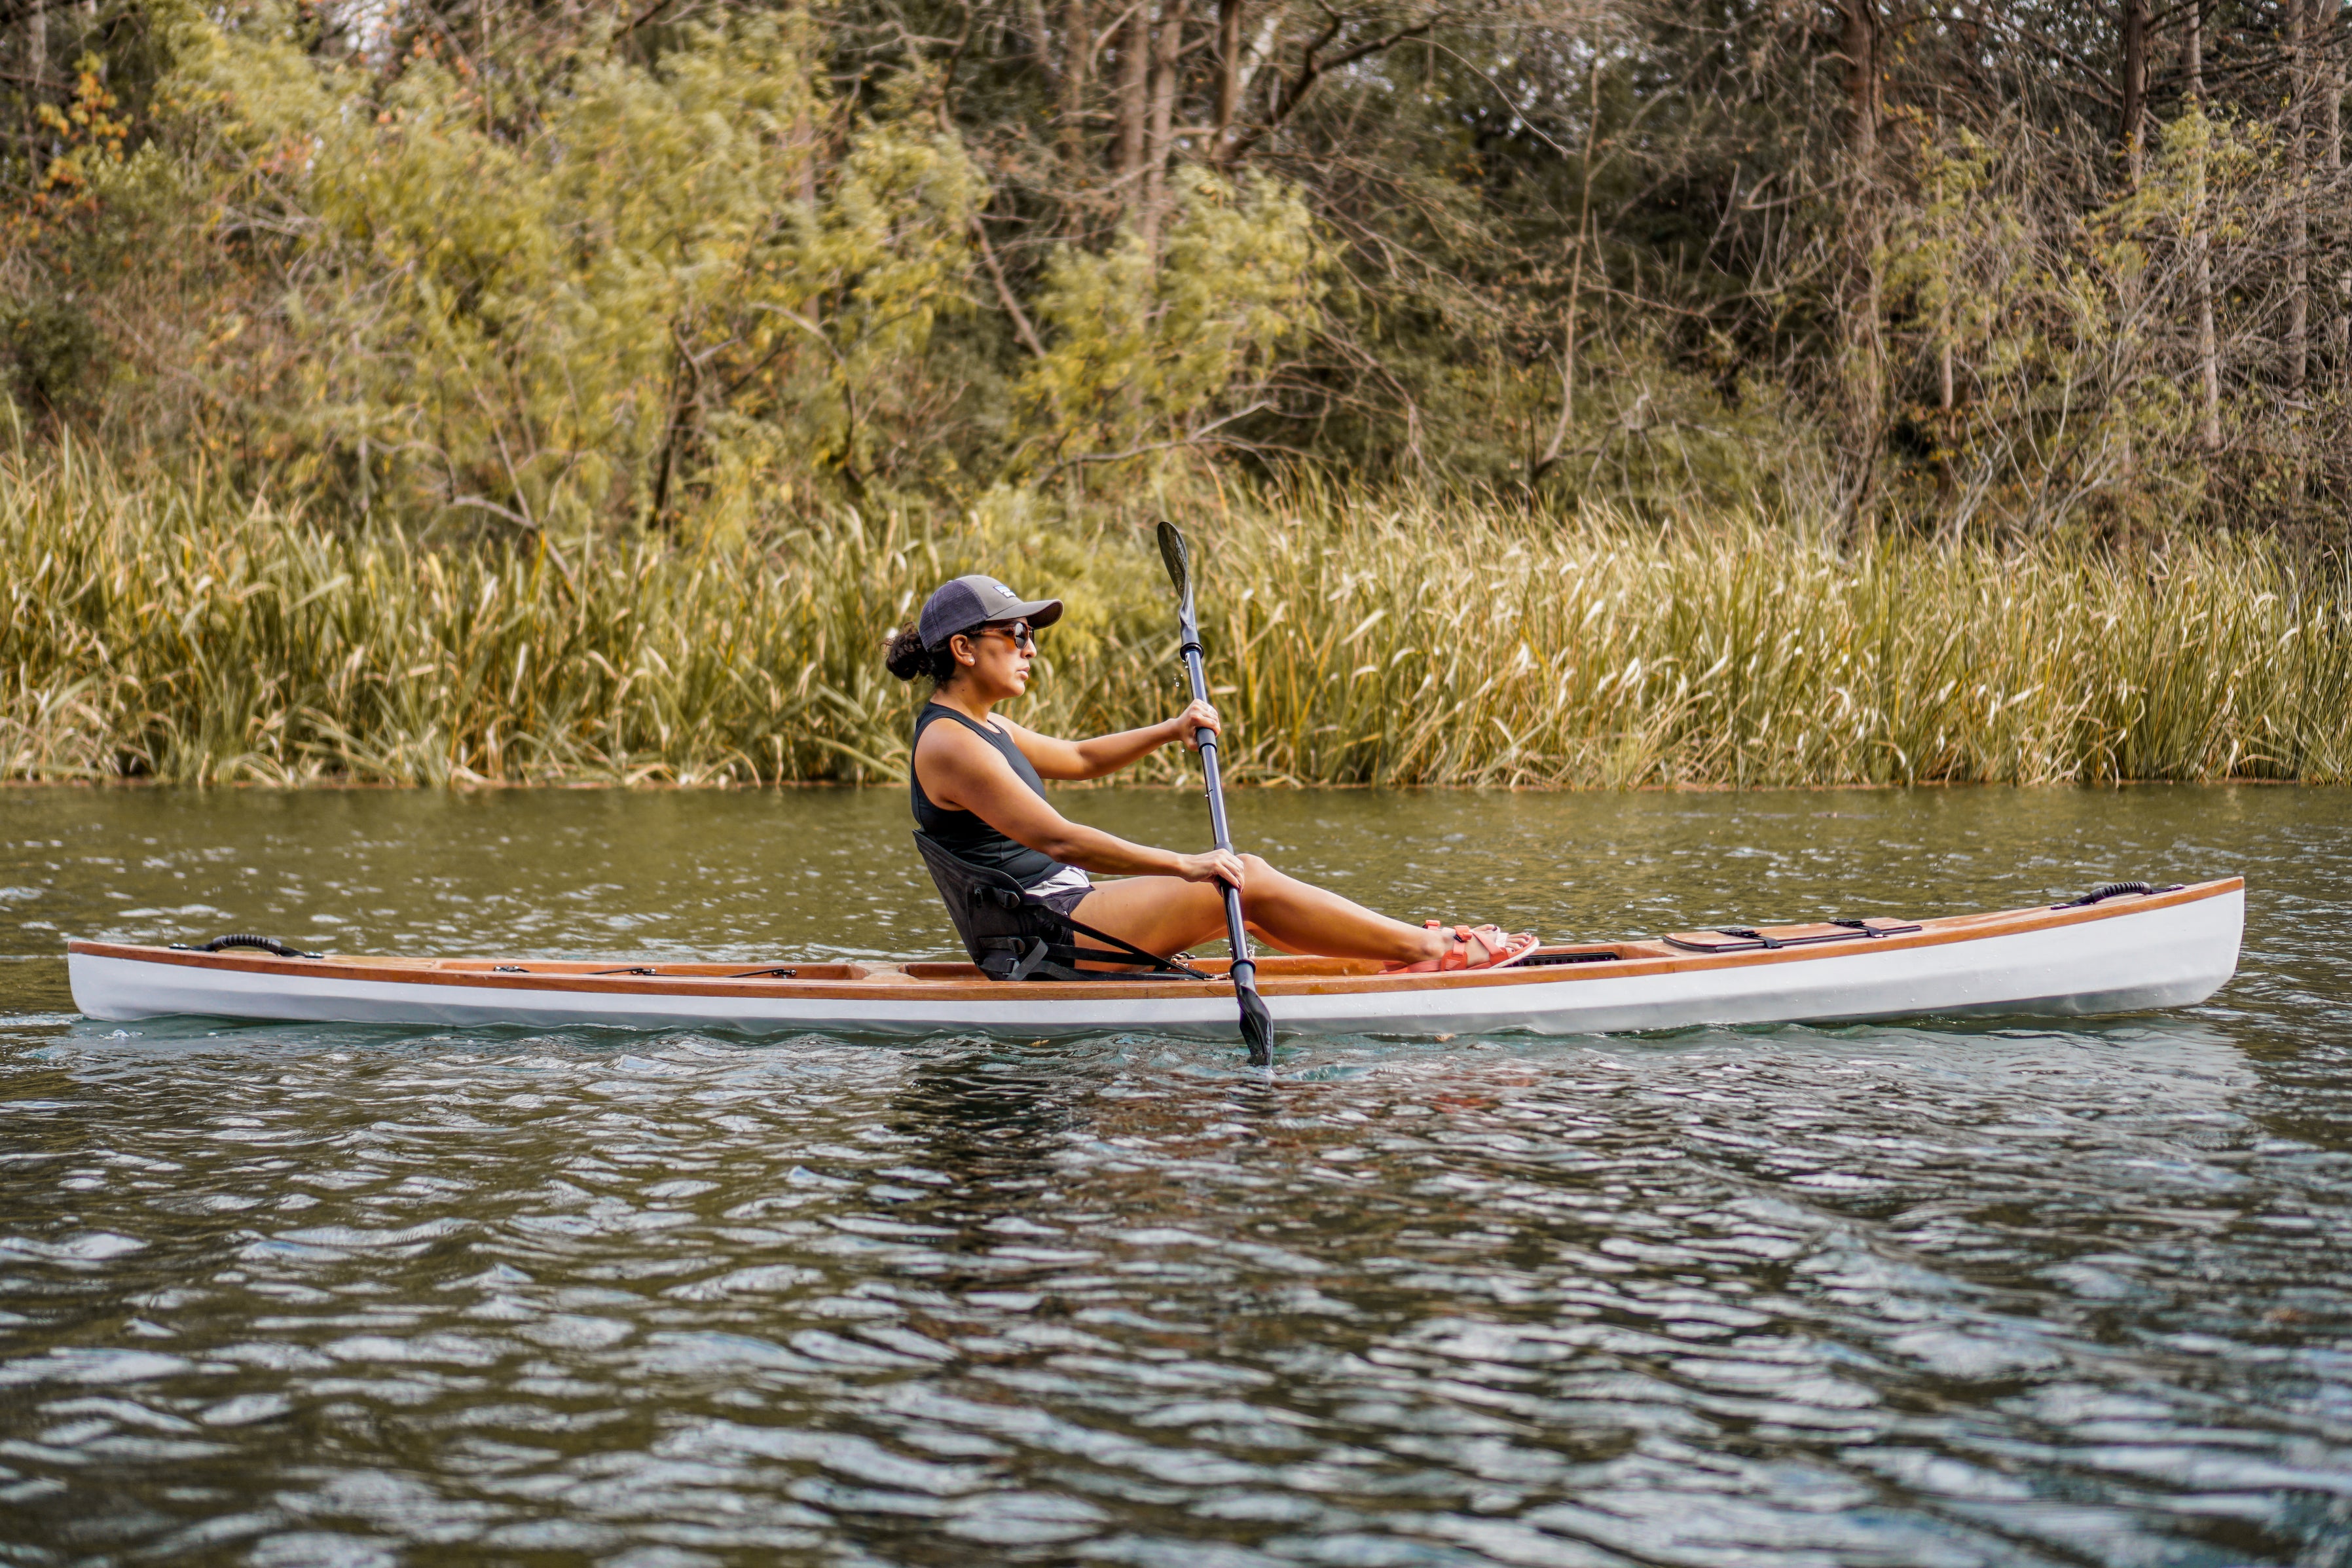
5, 441, 2349, 786
1188, 507, 2352, 786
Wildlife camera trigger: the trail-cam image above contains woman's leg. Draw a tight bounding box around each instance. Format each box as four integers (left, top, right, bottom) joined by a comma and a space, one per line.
1071, 856, 1454, 965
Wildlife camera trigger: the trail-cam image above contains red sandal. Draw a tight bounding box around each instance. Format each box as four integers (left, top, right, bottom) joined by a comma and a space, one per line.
1383, 921, 1540, 974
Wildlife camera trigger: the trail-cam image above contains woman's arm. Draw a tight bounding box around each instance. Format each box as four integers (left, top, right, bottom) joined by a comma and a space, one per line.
1004, 699, 1221, 781
917, 723, 1239, 883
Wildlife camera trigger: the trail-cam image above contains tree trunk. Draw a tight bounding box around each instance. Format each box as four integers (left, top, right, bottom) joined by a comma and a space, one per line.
2188, 0, 2222, 450
26, 0, 46, 183
1060, 0, 1092, 170
2289, 0, 2310, 398
792, 115, 818, 205
2116, 0, 2154, 484
1212, 0, 1245, 157
1532, 63, 1603, 489
1114, 1, 1150, 202
1022, 0, 1057, 82
1841, 0, 1878, 158
1838, 0, 1882, 530
1139, 0, 1187, 253
2122, 0, 2150, 179
2319, 0, 2347, 390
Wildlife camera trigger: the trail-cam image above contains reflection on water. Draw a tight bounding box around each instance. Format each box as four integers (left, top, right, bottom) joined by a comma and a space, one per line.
3, 784, 2350, 1565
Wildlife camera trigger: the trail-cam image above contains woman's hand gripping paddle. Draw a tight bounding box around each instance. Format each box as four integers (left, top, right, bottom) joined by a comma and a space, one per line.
1156, 520, 1275, 1068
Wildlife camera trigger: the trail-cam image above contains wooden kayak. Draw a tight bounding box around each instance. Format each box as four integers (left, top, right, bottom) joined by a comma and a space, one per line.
62, 879, 2243, 1042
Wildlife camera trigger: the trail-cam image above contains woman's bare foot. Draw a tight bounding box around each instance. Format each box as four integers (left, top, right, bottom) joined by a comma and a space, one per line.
1382, 922, 1539, 974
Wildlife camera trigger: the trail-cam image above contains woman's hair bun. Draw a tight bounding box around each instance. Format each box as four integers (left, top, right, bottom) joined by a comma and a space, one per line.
883, 624, 932, 682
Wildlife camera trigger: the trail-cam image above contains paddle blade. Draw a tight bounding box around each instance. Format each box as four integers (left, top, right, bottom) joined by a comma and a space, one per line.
1155, 520, 1191, 602
1236, 978, 1274, 1067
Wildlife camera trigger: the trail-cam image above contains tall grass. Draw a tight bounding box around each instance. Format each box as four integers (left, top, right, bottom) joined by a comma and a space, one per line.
1204, 504, 2352, 786
4, 441, 2349, 786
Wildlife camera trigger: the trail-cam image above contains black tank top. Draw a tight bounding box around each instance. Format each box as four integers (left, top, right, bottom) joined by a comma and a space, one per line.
911, 703, 1062, 884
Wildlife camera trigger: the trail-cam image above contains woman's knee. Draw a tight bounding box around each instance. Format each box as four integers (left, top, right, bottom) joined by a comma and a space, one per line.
1240, 853, 1276, 879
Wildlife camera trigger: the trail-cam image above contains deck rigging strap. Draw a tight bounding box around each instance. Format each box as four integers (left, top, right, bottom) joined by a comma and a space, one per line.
1663, 917, 1921, 955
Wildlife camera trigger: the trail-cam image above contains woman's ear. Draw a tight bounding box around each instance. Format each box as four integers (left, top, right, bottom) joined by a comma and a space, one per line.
951, 632, 976, 668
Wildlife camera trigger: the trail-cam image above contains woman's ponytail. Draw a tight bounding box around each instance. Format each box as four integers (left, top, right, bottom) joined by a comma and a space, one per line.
884, 623, 957, 685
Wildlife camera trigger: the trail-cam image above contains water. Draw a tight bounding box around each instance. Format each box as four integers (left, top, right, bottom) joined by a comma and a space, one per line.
3, 784, 2349, 1566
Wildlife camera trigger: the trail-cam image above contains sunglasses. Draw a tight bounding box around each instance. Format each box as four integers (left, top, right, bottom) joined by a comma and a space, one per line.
976, 619, 1038, 649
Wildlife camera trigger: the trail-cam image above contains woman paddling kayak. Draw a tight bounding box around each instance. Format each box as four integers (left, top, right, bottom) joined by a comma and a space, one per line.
885, 574, 1537, 973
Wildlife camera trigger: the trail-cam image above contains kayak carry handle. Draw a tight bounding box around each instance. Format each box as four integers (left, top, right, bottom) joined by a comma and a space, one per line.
169, 934, 323, 958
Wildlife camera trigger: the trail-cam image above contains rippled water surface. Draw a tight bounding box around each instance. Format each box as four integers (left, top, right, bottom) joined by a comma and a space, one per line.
4, 784, 2351, 1567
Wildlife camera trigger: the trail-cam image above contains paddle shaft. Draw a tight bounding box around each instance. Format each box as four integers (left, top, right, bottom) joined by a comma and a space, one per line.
1158, 519, 1272, 1067
1177, 636, 1247, 940
1175, 613, 1268, 1065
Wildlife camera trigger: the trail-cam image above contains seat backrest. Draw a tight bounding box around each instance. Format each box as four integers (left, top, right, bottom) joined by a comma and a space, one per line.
910, 832, 1192, 983
911, 831, 1040, 976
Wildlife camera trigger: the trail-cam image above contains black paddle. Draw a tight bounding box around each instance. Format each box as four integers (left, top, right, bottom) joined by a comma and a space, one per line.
1156, 520, 1275, 1068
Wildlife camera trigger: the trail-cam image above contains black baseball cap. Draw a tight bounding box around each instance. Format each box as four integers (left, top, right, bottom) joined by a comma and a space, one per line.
918, 575, 1064, 649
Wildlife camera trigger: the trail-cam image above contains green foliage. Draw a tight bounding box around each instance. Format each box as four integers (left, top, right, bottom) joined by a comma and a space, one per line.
9, 0, 2352, 542
59, 6, 1334, 531
1528, 336, 1832, 523
1016, 169, 1325, 479
0, 295, 105, 415
117, 5, 991, 534
1873, 116, 2286, 537
49, 5, 1354, 530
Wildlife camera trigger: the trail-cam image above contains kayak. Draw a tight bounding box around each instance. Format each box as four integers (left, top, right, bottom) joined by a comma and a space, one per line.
64, 878, 2243, 1042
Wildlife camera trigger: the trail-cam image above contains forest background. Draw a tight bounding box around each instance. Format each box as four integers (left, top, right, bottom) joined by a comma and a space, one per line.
4, 0, 2352, 786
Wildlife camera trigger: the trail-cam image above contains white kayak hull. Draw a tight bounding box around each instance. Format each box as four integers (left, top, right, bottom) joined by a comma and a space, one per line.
65, 880, 2243, 1041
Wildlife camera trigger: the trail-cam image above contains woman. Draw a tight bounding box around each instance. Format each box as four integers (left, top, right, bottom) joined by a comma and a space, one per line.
885, 574, 1537, 973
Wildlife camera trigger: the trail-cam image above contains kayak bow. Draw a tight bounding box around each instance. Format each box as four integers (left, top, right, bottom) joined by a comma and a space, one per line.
65, 879, 2243, 1040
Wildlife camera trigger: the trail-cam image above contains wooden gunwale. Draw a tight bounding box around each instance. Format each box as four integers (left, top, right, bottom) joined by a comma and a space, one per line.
65, 878, 2242, 1004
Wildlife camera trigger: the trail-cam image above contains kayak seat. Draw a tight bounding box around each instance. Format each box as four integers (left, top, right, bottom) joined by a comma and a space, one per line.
911, 832, 1209, 983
